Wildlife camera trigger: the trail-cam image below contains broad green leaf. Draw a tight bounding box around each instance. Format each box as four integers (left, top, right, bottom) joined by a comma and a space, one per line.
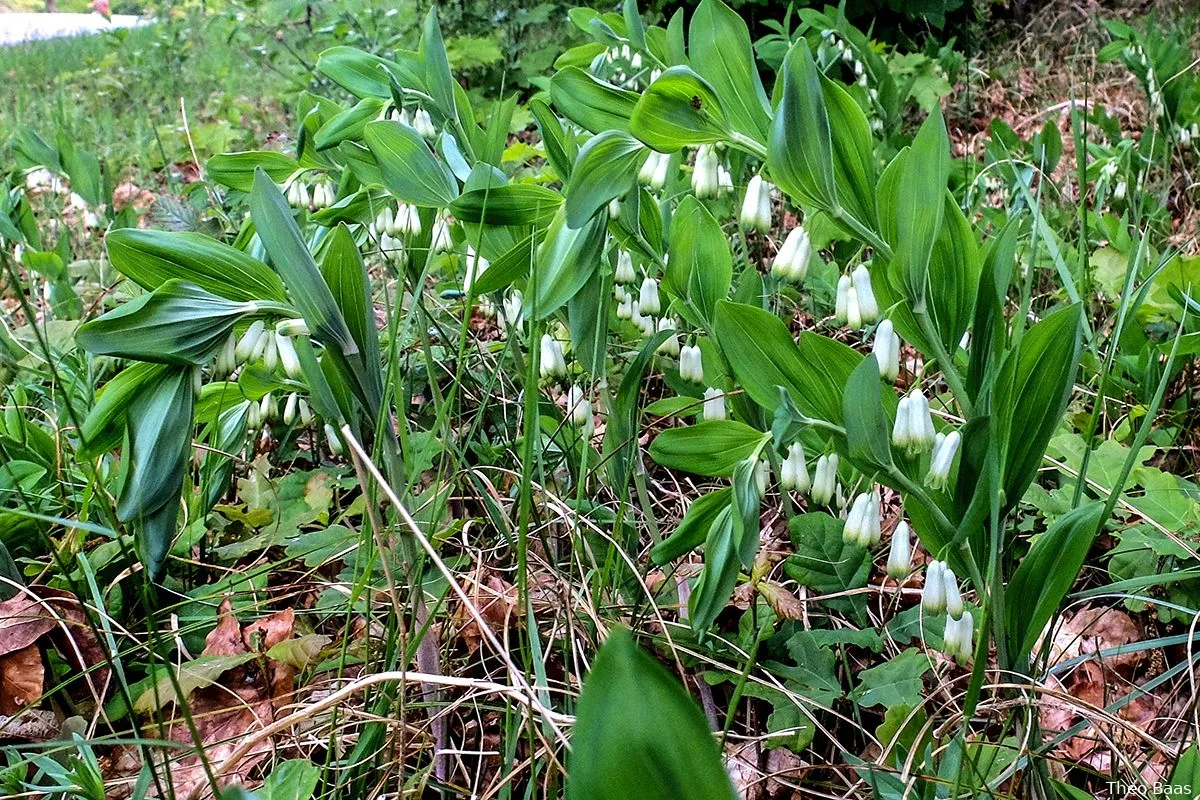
567, 628, 737, 800
851, 648, 932, 709
450, 185, 562, 227
206, 151, 299, 193
529, 98, 574, 180
56, 132, 102, 208
79, 362, 168, 457
314, 97, 387, 150
338, 142, 385, 188
363, 120, 459, 208
784, 512, 870, 596
713, 301, 858, 425
688, 506, 741, 634
1163, 743, 1200, 798
532, 207, 607, 318
622, 0, 646, 50
843, 356, 894, 470
651, 487, 733, 564
568, 267, 610, 379
249, 169, 359, 357
889, 109, 950, 307
665, 196, 731, 326
992, 304, 1083, 515
689, 0, 771, 144
257, 760, 322, 800
76, 280, 257, 366
419, 8, 459, 125
649, 420, 767, 477
550, 67, 638, 134
469, 228, 543, 295
117, 367, 195, 578
106, 229, 288, 303
319, 225, 382, 409
630, 67, 730, 152
133, 653, 255, 712
967, 220, 1018, 399
823, 77, 877, 232
768, 42, 836, 210
1006, 501, 1104, 666
565, 131, 648, 228
316, 46, 424, 99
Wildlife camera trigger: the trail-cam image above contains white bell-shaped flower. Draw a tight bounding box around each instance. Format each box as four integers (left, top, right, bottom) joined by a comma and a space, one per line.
702, 387, 726, 421
780, 442, 810, 493
413, 108, 437, 139
615, 251, 636, 284
539, 334, 567, 380
275, 333, 303, 380
925, 430, 961, 491
566, 384, 592, 428
834, 275, 852, 326
772, 226, 812, 282
922, 560, 947, 614
811, 453, 838, 505
740, 174, 772, 233
852, 265, 879, 323
692, 145, 719, 199
638, 276, 662, 316
235, 321, 267, 364
943, 564, 964, 620
887, 520, 912, 579
679, 344, 704, 383
656, 317, 680, 356
872, 319, 901, 383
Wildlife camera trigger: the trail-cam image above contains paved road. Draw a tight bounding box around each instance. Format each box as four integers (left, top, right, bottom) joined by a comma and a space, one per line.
0, 12, 144, 46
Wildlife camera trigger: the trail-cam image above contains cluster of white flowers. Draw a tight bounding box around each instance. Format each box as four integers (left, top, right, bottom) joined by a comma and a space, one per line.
779, 442, 810, 493
702, 386, 726, 421
565, 383, 595, 437
678, 343, 704, 383
843, 487, 882, 547
821, 29, 883, 133
871, 319, 901, 383
834, 265, 879, 330
810, 452, 839, 505
923, 560, 972, 661
639, 151, 672, 191
286, 176, 334, 211
771, 226, 812, 282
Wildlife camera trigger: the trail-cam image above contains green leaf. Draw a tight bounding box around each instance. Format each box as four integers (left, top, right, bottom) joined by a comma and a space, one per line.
992, 304, 1083, 515
1163, 743, 1200, 798
450, 184, 562, 227
319, 225, 382, 409
713, 301, 859, 425
567, 628, 737, 800
314, 97, 387, 150
57, 132, 102, 208
665, 196, 731, 326
688, 506, 741, 634
550, 67, 638, 134
568, 266, 610, 379
603, 331, 671, 492
1006, 501, 1104, 666
688, 0, 771, 144
469, 228, 543, 295
649, 420, 767, 477
532, 207, 607, 318
363, 120, 459, 208
529, 98, 575, 180
257, 760, 321, 800
768, 42, 836, 209
76, 280, 257, 366
117, 367, 195, 579
565, 132, 648, 228
967, 221, 1018, 399
79, 362, 168, 458
419, 8, 459, 125
630, 67, 730, 152
206, 151, 299, 192
888, 110, 950, 306
249, 169, 359, 357
784, 512, 870, 596
843, 356, 895, 470
651, 488, 733, 565
851, 648, 932, 709
134, 653, 255, 712
316, 46, 424, 99
106, 229, 288, 303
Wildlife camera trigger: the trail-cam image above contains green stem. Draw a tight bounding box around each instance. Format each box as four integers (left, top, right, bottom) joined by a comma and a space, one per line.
912, 307, 974, 417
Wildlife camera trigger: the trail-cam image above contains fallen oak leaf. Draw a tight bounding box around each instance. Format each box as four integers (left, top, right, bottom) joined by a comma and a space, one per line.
0, 593, 56, 655
0, 645, 44, 714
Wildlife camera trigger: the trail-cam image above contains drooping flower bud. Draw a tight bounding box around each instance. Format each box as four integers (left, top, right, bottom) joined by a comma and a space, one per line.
852, 265, 879, 323
566, 384, 592, 428
325, 423, 345, 456
395, 203, 422, 237
608, 197, 622, 219
834, 275, 852, 326
702, 387, 726, 421
283, 392, 299, 425
844, 492, 871, 546
755, 459, 769, 495
740, 175, 772, 233
430, 217, 453, 253
925, 430, 961, 491
463, 246, 489, 293
772, 226, 812, 282
215, 332, 237, 376
539, 334, 567, 380
810, 453, 838, 505
922, 560, 947, 614
235, 321, 267, 364
639, 151, 671, 191
679, 343, 704, 383
413, 108, 437, 139
887, 520, 912, 579
942, 565, 964, 620
780, 442, 810, 493
275, 333, 303, 380
616, 294, 634, 320
501, 290, 523, 333
892, 394, 913, 451
906, 389, 937, 455
716, 165, 734, 194
944, 610, 974, 662
872, 319, 901, 383
615, 251, 636, 284
656, 317, 680, 356
692, 145, 719, 199
638, 276, 661, 316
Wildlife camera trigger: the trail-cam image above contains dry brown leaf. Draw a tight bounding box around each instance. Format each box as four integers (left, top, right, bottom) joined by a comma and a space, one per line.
39, 587, 111, 701
0, 593, 56, 656
0, 645, 43, 714
130, 599, 300, 800
757, 582, 805, 621
452, 568, 517, 654
724, 741, 763, 800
